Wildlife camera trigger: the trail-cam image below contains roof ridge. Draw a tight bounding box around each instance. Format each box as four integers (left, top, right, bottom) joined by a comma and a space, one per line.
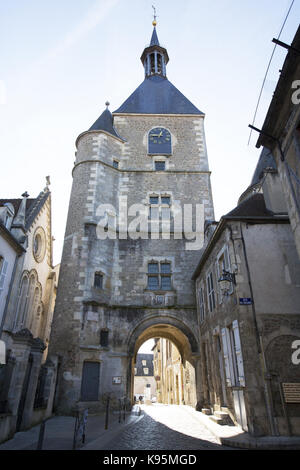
25, 190, 50, 230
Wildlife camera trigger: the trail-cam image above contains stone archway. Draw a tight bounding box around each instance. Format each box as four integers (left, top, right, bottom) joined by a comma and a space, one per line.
126, 315, 201, 408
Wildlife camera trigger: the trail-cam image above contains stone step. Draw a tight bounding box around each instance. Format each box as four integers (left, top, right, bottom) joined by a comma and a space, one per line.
209, 410, 233, 426
201, 408, 212, 415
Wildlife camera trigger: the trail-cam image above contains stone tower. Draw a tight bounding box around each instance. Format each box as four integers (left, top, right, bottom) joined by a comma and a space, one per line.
49, 22, 214, 413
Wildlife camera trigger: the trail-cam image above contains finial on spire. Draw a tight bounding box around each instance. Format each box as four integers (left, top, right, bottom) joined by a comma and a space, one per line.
152, 5, 157, 26
105, 101, 110, 108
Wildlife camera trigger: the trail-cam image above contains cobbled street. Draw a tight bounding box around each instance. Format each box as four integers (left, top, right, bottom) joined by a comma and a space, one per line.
100, 404, 234, 450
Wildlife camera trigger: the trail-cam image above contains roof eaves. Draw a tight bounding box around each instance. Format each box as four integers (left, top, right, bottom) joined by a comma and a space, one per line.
0, 222, 25, 254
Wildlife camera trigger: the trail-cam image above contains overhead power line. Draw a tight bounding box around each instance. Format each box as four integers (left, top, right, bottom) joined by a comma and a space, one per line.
247, 0, 295, 146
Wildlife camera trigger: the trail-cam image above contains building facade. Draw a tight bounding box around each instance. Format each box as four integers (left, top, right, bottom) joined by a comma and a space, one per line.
49, 22, 214, 414
0, 182, 59, 443
133, 353, 156, 402
192, 148, 300, 436
152, 338, 196, 406
256, 25, 300, 260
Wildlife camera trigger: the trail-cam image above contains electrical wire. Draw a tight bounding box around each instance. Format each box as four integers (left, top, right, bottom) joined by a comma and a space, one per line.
247, 0, 295, 146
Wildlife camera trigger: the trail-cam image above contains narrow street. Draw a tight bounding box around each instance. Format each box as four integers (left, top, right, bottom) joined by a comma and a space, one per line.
96, 404, 234, 451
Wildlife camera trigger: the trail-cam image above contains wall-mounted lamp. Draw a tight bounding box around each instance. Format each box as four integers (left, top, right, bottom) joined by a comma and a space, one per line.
218, 270, 236, 295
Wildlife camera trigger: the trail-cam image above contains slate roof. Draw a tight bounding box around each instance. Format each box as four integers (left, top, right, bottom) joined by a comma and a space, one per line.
192, 193, 289, 280
113, 75, 204, 115
250, 147, 277, 186
150, 26, 160, 46
88, 107, 124, 139
0, 190, 50, 230
135, 353, 154, 376
224, 193, 275, 219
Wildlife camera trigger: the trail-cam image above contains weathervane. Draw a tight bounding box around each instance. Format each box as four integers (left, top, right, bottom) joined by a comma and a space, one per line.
152, 5, 157, 26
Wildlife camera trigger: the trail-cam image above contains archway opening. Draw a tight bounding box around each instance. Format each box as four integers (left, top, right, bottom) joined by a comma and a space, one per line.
130, 323, 198, 408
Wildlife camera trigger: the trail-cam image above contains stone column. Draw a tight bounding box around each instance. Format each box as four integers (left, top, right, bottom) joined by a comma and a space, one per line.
20, 337, 46, 430
8, 329, 34, 420
44, 355, 59, 419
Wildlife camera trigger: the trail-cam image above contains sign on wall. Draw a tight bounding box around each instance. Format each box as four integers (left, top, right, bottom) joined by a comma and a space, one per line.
112, 376, 122, 384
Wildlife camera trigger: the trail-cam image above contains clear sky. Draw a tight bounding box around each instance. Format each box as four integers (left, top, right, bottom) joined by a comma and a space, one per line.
1, 0, 299, 280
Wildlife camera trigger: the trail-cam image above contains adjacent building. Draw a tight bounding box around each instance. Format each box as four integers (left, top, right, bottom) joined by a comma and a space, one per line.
192, 147, 300, 436
256, 25, 300, 259
0, 181, 59, 443
133, 353, 156, 402
152, 338, 196, 406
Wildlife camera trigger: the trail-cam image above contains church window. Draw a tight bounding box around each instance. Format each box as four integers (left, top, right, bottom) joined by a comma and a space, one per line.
94, 272, 103, 289
32, 227, 46, 263
113, 160, 119, 169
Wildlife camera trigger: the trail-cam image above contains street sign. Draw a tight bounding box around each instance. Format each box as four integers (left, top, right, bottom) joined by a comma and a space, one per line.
239, 298, 252, 305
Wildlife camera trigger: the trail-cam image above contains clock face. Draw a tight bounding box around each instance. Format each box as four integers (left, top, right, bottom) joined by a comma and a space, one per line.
148, 127, 172, 155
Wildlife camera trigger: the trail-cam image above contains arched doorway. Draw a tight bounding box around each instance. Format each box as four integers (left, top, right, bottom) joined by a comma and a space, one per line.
127, 318, 200, 408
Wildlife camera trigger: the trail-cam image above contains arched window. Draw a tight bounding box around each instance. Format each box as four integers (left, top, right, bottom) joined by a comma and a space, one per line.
23, 274, 36, 327
29, 286, 41, 334
14, 275, 29, 329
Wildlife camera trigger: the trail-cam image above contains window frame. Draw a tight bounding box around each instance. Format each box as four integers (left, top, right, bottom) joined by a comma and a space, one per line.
206, 270, 216, 313
94, 272, 104, 289
197, 281, 206, 322
146, 260, 173, 292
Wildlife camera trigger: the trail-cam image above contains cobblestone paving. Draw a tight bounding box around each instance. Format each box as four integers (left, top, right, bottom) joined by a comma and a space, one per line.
103, 404, 233, 450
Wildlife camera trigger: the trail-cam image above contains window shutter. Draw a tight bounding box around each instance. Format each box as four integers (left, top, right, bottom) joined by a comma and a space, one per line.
232, 320, 245, 387
215, 261, 222, 304
221, 328, 232, 386
0, 260, 8, 295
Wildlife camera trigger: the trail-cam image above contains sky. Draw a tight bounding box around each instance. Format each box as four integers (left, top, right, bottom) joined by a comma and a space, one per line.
0, 2, 299, 354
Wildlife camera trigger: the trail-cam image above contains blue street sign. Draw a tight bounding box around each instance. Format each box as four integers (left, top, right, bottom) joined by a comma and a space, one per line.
239, 298, 253, 305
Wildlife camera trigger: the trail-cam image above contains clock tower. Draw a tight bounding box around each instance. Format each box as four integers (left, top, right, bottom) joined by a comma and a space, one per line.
49, 21, 214, 413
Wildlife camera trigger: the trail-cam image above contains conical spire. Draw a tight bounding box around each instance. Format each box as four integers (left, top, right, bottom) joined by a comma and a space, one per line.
140, 19, 169, 79
88, 102, 124, 140
150, 26, 160, 46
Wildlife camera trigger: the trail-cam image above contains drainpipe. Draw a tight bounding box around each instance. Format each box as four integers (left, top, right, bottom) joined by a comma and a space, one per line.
240, 223, 278, 435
